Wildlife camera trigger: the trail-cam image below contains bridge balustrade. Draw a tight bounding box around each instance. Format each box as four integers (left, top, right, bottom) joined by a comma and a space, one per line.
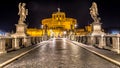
0, 37, 7, 54
5, 37, 12, 51
105, 35, 120, 54
104, 36, 113, 48
75, 34, 120, 54
0, 36, 44, 54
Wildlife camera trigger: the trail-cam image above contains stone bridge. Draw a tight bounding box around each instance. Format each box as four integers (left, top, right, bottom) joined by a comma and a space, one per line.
0, 34, 120, 55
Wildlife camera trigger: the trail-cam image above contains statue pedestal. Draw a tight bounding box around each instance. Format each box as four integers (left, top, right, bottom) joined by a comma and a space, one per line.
90, 22, 105, 35
11, 23, 28, 37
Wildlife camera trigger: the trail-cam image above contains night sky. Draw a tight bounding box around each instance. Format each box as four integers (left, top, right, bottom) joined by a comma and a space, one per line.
0, 0, 120, 32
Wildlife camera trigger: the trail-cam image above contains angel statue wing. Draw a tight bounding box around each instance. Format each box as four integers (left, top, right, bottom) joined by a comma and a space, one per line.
18, 2, 21, 15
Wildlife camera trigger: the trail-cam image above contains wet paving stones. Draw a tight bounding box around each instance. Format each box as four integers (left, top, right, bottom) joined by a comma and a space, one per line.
4, 39, 120, 68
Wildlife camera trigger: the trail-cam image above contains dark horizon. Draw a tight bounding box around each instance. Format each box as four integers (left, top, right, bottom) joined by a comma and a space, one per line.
0, 0, 120, 32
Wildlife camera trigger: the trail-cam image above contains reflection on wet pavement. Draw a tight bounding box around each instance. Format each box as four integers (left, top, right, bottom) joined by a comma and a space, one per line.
4, 38, 119, 68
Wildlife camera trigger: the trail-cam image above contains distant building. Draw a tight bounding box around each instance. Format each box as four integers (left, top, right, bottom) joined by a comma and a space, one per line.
0, 30, 6, 36
27, 8, 92, 37
104, 27, 120, 34
27, 8, 77, 37
110, 29, 120, 34
76, 24, 92, 36
27, 28, 43, 37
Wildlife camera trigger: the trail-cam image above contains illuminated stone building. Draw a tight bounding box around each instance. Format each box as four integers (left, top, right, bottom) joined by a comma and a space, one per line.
27, 28, 43, 37
42, 8, 77, 37
75, 24, 92, 36
27, 8, 92, 37
27, 8, 77, 37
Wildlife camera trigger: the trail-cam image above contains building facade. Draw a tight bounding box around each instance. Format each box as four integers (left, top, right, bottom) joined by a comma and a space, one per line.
41, 9, 77, 37
27, 9, 92, 37
27, 9, 77, 37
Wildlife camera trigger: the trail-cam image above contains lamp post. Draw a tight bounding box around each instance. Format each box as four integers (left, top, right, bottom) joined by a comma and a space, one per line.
74, 24, 77, 35
63, 31, 67, 38
74, 24, 77, 41
41, 25, 43, 36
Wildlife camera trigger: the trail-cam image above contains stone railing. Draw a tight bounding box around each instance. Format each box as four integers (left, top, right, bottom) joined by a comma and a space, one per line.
75, 34, 120, 54
0, 36, 48, 54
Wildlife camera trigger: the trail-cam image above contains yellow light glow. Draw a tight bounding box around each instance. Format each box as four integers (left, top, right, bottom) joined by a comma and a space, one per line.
26, 9, 92, 37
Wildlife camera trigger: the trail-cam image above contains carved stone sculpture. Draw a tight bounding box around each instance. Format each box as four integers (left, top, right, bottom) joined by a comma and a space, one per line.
18, 2, 28, 24
90, 2, 100, 23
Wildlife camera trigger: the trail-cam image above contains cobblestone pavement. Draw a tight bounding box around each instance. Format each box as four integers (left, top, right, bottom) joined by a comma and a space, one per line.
4, 38, 120, 68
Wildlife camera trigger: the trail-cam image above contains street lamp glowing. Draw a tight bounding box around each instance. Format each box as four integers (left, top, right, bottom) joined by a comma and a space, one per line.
41, 25, 43, 29
63, 31, 67, 38
75, 24, 77, 28
41, 25, 43, 36
64, 31, 67, 35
